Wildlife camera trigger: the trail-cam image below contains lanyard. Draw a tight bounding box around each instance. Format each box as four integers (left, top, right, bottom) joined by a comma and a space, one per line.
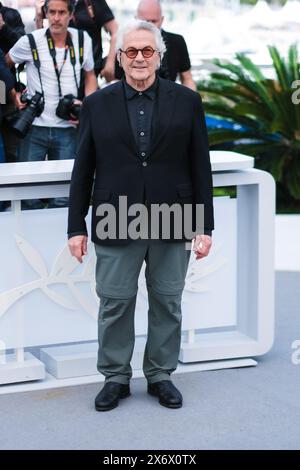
46, 28, 79, 98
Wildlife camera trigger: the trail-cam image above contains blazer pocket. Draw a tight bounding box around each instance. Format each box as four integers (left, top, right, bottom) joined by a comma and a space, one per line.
176, 183, 193, 198
92, 189, 111, 201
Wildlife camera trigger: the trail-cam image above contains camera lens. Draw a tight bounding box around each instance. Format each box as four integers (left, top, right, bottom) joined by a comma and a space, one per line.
11, 92, 44, 138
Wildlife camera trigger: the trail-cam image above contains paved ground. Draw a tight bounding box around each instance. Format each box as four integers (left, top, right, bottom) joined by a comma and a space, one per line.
0, 271, 299, 450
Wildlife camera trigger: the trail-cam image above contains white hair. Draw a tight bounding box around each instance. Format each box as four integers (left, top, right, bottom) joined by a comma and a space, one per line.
116, 19, 166, 61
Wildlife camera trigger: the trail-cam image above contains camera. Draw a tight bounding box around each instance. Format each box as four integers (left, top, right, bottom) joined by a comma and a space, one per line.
7, 91, 44, 138
56, 94, 81, 121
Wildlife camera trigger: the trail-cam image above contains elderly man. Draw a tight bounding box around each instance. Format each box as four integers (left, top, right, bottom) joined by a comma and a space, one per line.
115, 0, 196, 90
68, 19, 214, 411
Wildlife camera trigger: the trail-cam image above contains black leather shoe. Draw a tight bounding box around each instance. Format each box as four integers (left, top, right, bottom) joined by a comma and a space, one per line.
95, 382, 130, 411
148, 380, 182, 409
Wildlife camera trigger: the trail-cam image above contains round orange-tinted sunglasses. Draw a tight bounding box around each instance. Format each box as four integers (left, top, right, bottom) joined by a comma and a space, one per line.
119, 46, 159, 59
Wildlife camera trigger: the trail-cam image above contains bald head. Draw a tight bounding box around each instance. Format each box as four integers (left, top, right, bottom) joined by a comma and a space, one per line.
136, 0, 164, 29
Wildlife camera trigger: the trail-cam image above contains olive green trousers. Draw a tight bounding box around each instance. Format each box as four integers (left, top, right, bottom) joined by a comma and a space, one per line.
95, 241, 191, 385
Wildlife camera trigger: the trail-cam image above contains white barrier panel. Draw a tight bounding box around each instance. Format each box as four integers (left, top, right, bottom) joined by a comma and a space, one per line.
0, 196, 236, 347
0, 151, 275, 387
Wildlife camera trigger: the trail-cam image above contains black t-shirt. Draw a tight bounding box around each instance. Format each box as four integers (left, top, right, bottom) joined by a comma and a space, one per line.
69, 0, 114, 73
115, 29, 191, 82
160, 30, 191, 82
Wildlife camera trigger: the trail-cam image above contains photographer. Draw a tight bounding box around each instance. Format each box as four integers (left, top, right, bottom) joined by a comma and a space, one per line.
6, 0, 97, 209
35, 0, 118, 81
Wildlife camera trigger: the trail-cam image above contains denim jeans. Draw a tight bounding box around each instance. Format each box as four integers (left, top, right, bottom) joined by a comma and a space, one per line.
18, 125, 77, 209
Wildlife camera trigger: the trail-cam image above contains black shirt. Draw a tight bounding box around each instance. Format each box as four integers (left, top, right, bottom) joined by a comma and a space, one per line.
123, 78, 158, 160
69, 0, 114, 73
160, 30, 191, 82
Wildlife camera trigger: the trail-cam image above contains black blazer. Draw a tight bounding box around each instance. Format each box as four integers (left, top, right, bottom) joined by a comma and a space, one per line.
68, 78, 214, 245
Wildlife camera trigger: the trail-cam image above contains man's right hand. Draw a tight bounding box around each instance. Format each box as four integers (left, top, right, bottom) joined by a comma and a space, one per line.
35, 0, 45, 28
10, 89, 27, 110
68, 235, 88, 263
35, 0, 45, 18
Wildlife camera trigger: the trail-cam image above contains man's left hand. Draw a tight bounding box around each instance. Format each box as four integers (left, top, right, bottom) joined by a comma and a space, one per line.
68, 98, 82, 125
193, 234, 212, 260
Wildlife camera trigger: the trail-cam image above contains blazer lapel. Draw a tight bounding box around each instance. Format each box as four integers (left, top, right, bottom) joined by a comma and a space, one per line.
147, 78, 177, 159
104, 81, 139, 156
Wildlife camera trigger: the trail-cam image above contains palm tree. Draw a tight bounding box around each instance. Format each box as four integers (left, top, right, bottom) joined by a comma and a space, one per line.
198, 44, 300, 209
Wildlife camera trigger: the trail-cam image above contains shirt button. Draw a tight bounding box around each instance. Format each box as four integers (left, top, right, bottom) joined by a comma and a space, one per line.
140, 132, 145, 136
140, 110, 144, 115
142, 161, 147, 167
139, 92, 143, 96
141, 152, 146, 157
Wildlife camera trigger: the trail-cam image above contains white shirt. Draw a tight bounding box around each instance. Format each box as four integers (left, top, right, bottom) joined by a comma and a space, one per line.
9, 27, 94, 128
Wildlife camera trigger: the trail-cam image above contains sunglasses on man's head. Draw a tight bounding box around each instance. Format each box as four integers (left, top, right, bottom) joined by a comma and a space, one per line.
119, 46, 159, 59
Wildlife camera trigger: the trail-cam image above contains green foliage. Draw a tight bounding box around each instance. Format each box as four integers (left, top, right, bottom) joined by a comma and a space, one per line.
198, 44, 300, 207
